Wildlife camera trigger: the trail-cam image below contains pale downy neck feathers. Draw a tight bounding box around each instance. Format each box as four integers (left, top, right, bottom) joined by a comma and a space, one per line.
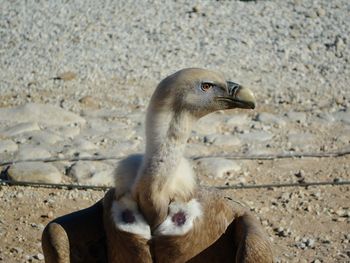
132, 94, 198, 228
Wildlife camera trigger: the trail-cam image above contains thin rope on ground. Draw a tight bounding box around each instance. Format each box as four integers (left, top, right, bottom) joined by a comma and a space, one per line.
0, 148, 349, 167
1, 179, 349, 191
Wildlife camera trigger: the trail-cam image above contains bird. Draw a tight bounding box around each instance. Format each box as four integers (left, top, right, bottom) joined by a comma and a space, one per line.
42, 68, 273, 263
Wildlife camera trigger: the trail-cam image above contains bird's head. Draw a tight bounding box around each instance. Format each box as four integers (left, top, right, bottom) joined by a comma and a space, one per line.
149, 68, 256, 119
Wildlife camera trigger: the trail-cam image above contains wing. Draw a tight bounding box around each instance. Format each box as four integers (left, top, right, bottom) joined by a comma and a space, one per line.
42, 200, 107, 263
152, 188, 273, 263
42, 154, 143, 263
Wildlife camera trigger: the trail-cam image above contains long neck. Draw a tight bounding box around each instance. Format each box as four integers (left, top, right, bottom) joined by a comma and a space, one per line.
133, 105, 197, 228
144, 108, 193, 170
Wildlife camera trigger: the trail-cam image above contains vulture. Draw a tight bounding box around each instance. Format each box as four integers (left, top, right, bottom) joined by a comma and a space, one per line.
42, 68, 273, 263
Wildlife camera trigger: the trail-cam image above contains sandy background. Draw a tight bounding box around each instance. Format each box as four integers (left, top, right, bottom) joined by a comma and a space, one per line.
0, 0, 349, 262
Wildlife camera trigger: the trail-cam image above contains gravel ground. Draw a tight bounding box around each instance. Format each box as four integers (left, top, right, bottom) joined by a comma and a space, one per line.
0, 0, 349, 262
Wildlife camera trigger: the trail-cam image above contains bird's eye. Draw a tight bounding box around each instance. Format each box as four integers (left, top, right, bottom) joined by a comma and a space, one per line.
201, 83, 214, 92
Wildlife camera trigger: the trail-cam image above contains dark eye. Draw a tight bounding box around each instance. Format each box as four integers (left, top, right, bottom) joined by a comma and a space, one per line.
201, 83, 214, 92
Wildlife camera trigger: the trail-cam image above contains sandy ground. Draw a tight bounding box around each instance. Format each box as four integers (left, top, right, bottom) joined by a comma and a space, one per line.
1, 0, 350, 262
0, 155, 349, 262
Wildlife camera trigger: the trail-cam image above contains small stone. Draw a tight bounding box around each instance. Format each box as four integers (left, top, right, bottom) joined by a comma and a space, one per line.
335, 209, 347, 217
47, 211, 54, 218
316, 8, 326, 17
308, 42, 319, 51
10, 247, 23, 254
294, 170, 304, 178
15, 192, 24, 199
55, 71, 76, 81
307, 238, 315, 248
34, 253, 44, 260
79, 96, 99, 109
297, 242, 306, 249
192, 6, 199, 13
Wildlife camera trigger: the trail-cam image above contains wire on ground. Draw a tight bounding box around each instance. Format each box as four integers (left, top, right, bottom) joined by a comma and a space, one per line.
0, 148, 349, 167
1, 179, 349, 191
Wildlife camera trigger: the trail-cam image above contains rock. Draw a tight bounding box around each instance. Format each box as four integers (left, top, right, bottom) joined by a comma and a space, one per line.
72, 138, 98, 151
316, 113, 336, 123
333, 110, 350, 125
28, 130, 63, 145
34, 253, 44, 260
10, 247, 23, 254
205, 134, 241, 147
56, 125, 81, 139
316, 8, 326, 17
285, 111, 307, 124
7, 162, 62, 184
288, 132, 316, 147
47, 211, 54, 218
196, 158, 241, 179
68, 161, 115, 186
0, 103, 86, 126
194, 114, 226, 135
255, 113, 286, 127
79, 95, 99, 109
238, 131, 273, 142
17, 145, 51, 160
0, 122, 40, 137
0, 139, 18, 153
306, 238, 315, 248
55, 71, 77, 81
226, 114, 251, 127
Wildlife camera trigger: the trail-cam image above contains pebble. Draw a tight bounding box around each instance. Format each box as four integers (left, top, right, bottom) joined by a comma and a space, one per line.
10, 247, 23, 254
296, 237, 316, 249
7, 162, 62, 184
47, 211, 54, 218
34, 253, 44, 260
79, 95, 99, 109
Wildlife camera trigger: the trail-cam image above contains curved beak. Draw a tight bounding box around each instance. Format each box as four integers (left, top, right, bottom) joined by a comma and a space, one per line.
226, 81, 256, 109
